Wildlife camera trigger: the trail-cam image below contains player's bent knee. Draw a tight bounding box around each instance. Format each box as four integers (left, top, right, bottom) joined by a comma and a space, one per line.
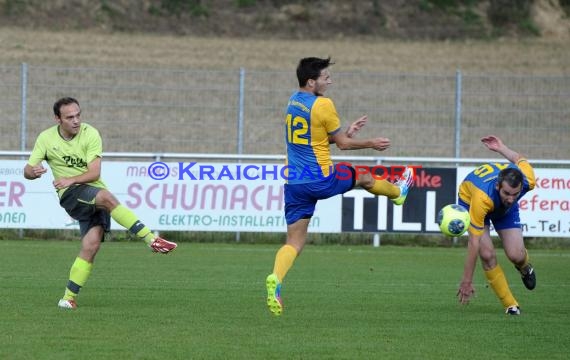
357, 173, 375, 190
479, 250, 497, 265
96, 189, 120, 209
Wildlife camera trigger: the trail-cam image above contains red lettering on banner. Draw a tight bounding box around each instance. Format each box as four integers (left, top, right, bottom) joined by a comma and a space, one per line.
125, 182, 283, 211
533, 177, 570, 190
336, 164, 423, 182
390, 165, 405, 182
519, 194, 570, 212
126, 183, 142, 208
146, 184, 160, 209
413, 170, 442, 188
354, 165, 370, 180
0, 181, 25, 207
232, 185, 248, 210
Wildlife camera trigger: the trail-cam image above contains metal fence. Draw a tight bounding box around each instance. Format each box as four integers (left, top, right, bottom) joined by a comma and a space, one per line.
1, 64, 569, 159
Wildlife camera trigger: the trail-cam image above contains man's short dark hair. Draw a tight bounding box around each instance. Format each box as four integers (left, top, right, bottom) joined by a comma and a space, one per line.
296, 57, 334, 87
53, 97, 80, 118
498, 167, 523, 188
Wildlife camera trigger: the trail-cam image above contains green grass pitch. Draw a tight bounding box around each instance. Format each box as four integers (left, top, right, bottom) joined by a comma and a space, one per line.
1, 240, 569, 359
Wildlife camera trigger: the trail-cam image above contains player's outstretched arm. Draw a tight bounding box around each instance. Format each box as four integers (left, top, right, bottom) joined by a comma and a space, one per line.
481, 135, 522, 163
332, 131, 391, 152
331, 117, 390, 151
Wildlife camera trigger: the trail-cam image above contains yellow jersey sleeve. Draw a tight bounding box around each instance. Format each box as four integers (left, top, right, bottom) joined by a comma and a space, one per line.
83, 125, 103, 164
459, 181, 494, 236
312, 97, 341, 135
517, 158, 535, 191
28, 133, 48, 166
308, 97, 341, 177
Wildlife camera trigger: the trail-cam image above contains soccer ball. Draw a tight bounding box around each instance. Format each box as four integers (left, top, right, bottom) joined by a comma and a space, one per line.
436, 204, 470, 237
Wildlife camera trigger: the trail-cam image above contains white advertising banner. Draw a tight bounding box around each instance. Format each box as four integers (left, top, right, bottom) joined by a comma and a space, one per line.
457, 166, 570, 238
2, 160, 568, 237
0, 160, 341, 233
0, 161, 72, 229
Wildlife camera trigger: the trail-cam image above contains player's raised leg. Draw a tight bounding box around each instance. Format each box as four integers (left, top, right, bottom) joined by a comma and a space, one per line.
96, 189, 177, 253
390, 166, 415, 205
359, 166, 415, 206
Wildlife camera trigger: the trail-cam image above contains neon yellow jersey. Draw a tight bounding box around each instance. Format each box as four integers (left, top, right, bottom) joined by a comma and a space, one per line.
27, 123, 107, 197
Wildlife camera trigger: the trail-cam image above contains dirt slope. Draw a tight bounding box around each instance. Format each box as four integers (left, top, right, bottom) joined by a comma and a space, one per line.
0, 0, 568, 40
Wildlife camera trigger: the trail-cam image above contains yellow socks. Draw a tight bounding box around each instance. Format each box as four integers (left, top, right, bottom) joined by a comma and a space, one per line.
273, 244, 298, 282
485, 264, 518, 308
110, 205, 155, 245
367, 179, 400, 199
63, 257, 93, 300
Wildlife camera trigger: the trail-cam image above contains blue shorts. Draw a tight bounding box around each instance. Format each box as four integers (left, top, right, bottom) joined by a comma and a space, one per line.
459, 199, 522, 232
284, 166, 355, 225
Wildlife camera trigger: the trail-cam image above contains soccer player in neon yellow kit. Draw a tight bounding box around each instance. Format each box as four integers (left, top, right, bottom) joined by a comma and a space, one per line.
456, 135, 536, 315
265, 57, 415, 316
24, 97, 177, 310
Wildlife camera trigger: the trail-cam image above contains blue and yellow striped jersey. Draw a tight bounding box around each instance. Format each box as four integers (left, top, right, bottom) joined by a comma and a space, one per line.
458, 160, 535, 235
284, 91, 341, 184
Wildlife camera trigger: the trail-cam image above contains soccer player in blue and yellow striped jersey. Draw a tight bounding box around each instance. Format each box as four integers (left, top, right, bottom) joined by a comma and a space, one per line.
265, 57, 415, 316
456, 135, 536, 315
